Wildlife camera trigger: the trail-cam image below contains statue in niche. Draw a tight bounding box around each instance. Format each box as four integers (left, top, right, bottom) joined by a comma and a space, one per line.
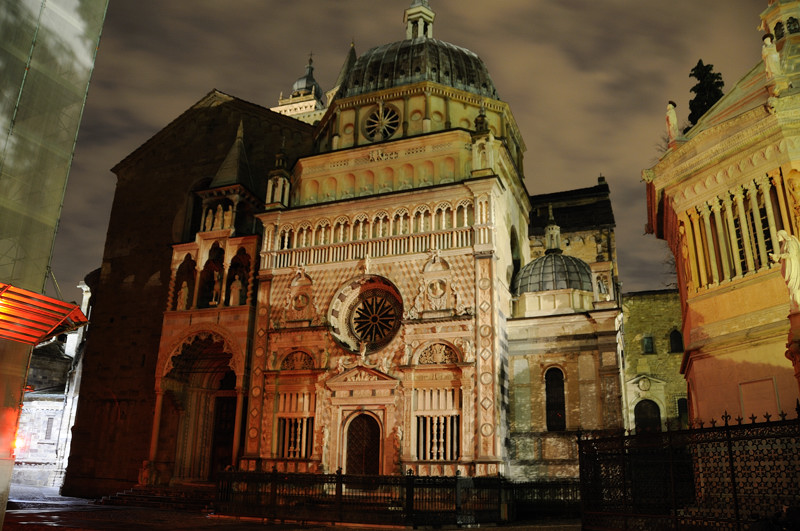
214, 205, 223, 229
223, 206, 233, 229
597, 276, 608, 297
788, 175, 800, 223
211, 271, 222, 305
204, 210, 213, 231
451, 281, 465, 315
771, 230, 800, 308
763, 33, 782, 79
229, 275, 243, 306
408, 279, 425, 318
176, 281, 189, 310
666, 101, 679, 143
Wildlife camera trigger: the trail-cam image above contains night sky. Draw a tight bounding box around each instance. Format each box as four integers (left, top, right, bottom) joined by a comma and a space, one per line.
49, 0, 767, 301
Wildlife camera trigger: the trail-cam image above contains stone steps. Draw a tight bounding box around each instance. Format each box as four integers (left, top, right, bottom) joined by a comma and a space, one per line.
98, 485, 216, 512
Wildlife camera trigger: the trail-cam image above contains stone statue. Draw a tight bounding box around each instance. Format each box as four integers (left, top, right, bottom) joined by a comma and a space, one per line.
223, 206, 233, 229
666, 101, 679, 143
214, 205, 223, 229
229, 275, 242, 306
771, 230, 800, 308
176, 281, 189, 310
211, 271, 222, 304
204, 210, 213, 231
763, 34, 782, 79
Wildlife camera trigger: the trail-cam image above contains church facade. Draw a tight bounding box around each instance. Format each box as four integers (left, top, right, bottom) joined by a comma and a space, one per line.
64, 1, 622, 495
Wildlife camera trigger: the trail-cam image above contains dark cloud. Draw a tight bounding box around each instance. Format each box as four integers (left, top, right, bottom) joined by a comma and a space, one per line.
49, 0, 769, 299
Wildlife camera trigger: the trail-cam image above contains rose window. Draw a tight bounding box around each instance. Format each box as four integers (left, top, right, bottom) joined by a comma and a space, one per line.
365, 106, 400, 141
350, 290, 399, 344
328, 277, 404, 353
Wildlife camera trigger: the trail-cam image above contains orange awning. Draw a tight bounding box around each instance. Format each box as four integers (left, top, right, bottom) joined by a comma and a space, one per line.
0, 283, 88, 345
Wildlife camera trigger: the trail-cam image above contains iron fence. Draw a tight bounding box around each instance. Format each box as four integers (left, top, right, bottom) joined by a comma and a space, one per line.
579, 409, 800, 530
216, 469, 579, 526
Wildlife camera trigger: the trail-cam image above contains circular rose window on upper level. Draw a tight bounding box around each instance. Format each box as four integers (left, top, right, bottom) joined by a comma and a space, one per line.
328, 276, 403, 353
365, 105, 400, 141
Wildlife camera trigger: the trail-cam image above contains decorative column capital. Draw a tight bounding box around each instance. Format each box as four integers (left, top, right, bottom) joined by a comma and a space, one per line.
698, 203, 712, 217
709, 198, 722, 213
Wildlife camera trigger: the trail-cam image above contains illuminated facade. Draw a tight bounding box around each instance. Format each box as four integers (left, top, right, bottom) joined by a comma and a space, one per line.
644, 1, 800, 422
65, 1, 622, 494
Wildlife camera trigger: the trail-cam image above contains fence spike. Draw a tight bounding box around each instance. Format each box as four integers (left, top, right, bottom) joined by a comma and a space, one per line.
796, 398, 800, 419
780, 411, 788, 421
750, 414, 758, 424
735, 416, 743, 425
710, 418, 717, 427
722, 411, 731, 426
764, 412, 772, 422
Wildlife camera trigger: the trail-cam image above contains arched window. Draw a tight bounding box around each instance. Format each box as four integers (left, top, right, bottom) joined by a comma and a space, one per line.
634, 400, 661, 432
669, 329, 684, 353
775, 22, 785, 40
677, 398, 689, 430
545, 368, 566, 431
788, 17, 799, 34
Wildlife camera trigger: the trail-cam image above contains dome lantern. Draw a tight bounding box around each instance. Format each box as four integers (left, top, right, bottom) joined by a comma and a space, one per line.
405, 0, 435, 39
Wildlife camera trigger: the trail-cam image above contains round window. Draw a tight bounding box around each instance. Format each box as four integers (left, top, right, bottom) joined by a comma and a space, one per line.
328, 276, 403, 353
350, 289, 400, 345
365, 106, 400, 141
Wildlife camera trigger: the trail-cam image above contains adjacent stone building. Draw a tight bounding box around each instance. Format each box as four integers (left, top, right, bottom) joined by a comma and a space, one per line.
63, 1, 622, 496
621, 290, 686, 431
507, 180, 622, 480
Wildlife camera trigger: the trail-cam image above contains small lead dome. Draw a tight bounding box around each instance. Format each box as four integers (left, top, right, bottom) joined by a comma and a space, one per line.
513, 205, 593, 296
513, 254, 594, 295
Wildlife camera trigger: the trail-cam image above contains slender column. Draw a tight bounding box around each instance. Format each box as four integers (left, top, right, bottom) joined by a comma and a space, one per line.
772, 173, 793, 234
423, 89, 431, 133
402, 95, 410, 136
232, 387, 244, 466
191, 266, 201, 309
689, 210, 708, 287
733, 186, 756, 273
266, 179, 274, 204
710, 199, 731, 280
700, 203, 719, 284
353, 106, 361, 146
757, 176, 779, 250
219, 264, 229, 306
746, 181, 769, 269
679, 218, 700, 292
722, 196, 743, 278
444, 95, 451, 129
148, 390, 164, 462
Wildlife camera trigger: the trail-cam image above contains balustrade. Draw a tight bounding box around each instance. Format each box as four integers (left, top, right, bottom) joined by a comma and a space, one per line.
264, 226, 477, 269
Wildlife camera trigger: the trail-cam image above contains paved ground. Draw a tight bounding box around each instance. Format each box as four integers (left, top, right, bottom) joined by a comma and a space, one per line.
4, 484, 582, 530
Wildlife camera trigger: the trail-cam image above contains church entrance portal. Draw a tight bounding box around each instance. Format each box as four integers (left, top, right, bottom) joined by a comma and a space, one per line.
346, 414, 380, 475
210, 395, 236, 480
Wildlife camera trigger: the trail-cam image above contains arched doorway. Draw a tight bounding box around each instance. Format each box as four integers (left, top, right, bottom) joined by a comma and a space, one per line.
634, 399, 661, 432
158, 334, 238, 483
346, 414, 380, 475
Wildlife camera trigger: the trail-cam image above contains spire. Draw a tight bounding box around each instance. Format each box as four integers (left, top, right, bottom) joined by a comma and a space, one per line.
327, 42, 358, 103
405, 0, 435, 39
210, 121, 254, 190
544, 205, 563, 254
